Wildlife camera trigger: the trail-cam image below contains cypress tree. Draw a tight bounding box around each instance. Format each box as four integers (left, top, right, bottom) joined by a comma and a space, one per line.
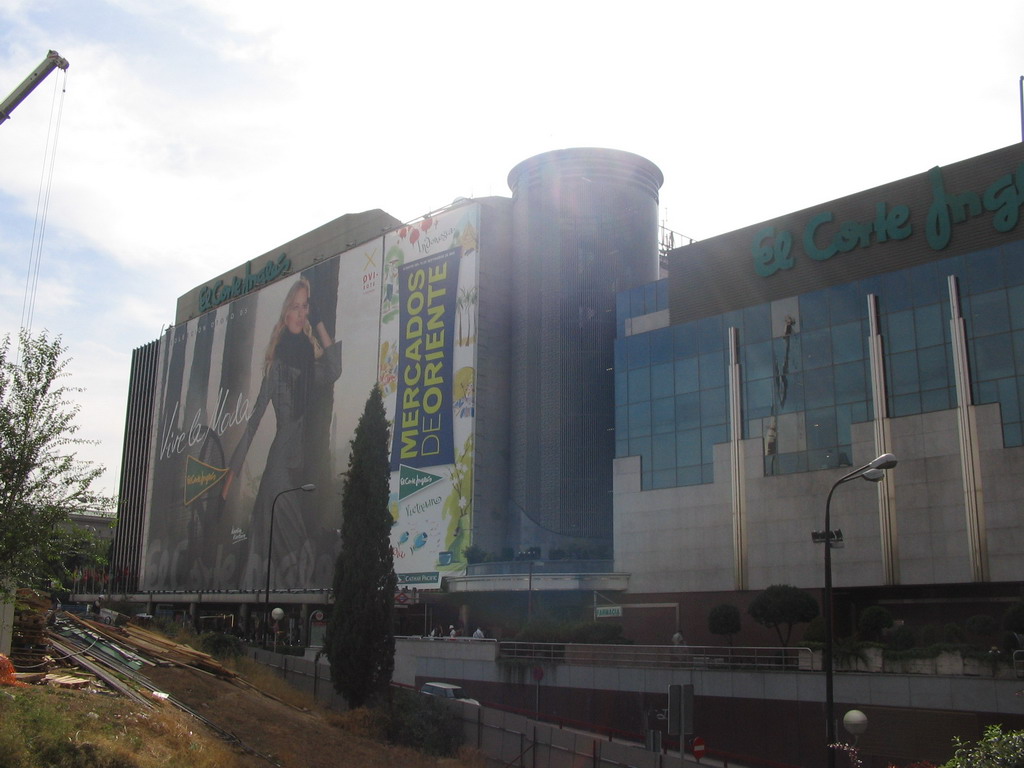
325, 385, 396, 707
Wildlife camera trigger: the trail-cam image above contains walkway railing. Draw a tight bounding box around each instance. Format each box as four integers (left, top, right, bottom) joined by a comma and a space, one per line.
498, 641, 812, 671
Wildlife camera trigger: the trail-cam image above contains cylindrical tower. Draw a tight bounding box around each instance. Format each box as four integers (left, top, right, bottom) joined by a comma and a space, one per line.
507, 148, 663, 550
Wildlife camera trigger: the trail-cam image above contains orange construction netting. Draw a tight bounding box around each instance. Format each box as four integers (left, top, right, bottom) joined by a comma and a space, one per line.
0, 653, 28, 686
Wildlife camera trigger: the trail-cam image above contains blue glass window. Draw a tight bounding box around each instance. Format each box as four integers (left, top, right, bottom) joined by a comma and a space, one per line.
889, 350, 921, 396
651, 363, 674, 400
966, 248, 1004, 294
914, 304, 945, 348
677, 466, 702, 486
742, 304, 771, 343
626, 333, 650, 369
804, 368, 836, 409
802, 329, 833, 370
917, 346, 950, 391
700, 351, 726, 389
674, 322, 699, 359
920, 388, 953, 414
831, 322, 865, 365
675, 392, 701, 431
644, 282, 658, 314
910, 261, 942, 307
1003, 246, 1024, 287
657, 280, 669, 310
829, 283, 862, 325
628, 367, 650, 403
628, 401, 651, 436
743, 340, 773, 380
1009, 285, 1024, 329
799, 291, 830, 330
967, 291, 1010, 337
652, 433, 676, 470
697, 315, 724, 352
972, 334, 1014, 380
700, 388, 728, 426
675, 357, 699, 394
652, 396, 675, 434
649, 328, 673, 364
701, 424, 728, 463
676, 429, 701, 466
652, 470, 676, 489
629, 436, 652, 472
881, 271, 913, 312
886, 310, 916, 354
744, 378, 774, 422
615, 369, 628, 406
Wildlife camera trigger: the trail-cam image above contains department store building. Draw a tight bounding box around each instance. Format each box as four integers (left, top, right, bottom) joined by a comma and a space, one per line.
108, 143, 1024, 643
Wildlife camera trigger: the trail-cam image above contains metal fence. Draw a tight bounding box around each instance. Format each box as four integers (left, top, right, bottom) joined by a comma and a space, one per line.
445, 699, 703, 768
498, 642, 812, 672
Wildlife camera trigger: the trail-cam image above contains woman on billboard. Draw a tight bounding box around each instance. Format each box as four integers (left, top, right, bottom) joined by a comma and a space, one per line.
222, 275, 342, 590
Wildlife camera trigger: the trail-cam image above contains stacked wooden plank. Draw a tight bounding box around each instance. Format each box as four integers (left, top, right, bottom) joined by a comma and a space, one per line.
60, 612, 237, 678
9, 589, 55, 673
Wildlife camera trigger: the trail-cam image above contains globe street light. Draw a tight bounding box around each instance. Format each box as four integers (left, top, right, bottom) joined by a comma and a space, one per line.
265, 483, 316, 648
817, 453, 895, 768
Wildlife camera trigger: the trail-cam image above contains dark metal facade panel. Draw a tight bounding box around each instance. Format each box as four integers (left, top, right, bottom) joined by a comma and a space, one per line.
668, 142, 1024, 325
508, 148, 662, 540
110, 338, 159, 594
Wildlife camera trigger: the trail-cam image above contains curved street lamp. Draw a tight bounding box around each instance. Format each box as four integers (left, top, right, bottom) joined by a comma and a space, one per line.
264, 483, 316, 648
817, 453, 896, 768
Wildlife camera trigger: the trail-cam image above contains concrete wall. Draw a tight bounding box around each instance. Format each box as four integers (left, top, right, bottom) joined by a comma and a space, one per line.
614, 405, 1024, 595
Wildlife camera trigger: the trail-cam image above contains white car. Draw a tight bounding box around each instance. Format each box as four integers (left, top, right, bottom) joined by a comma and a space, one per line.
419, 681, 480, 706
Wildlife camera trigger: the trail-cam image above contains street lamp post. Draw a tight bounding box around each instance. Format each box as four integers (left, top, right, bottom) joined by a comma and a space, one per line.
264, 483, 316, 649
818, 453, 896, 768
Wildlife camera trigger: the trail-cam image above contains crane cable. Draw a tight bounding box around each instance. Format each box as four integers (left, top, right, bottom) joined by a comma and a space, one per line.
19, 66, 68, 338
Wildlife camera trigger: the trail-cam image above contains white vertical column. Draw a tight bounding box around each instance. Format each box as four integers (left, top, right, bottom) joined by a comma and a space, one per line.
728, 327, 747, 590
867, 295, 899, 584
948, 276, 989, 582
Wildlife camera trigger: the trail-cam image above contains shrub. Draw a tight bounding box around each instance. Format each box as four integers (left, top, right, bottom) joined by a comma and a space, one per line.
919, 624, 944, 647
856, 606, 893, 641
512, 619, 629, 644
748, 584, 819, 646
803, 615, 826, 644
386, 687, 463, 756
1002, 601, 1024, 634
566, 621, 629, 644
514, 618, 564, 643
941, 623, 966, 644
708, 604, 741, 645
199, 631, 243, 659
965, 614, 999, 639
889, 624, 916, 651
941, 724, 1024, 767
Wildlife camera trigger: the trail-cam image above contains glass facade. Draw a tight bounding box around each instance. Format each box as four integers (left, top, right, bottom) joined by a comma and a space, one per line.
616, 242, 1024, 490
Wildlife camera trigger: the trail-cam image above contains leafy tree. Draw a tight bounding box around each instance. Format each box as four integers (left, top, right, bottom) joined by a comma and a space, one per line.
326, 385, 396, 708
857, 605, 894, 641
708, 604, 741, 645
941, 724, 1024, 767
0, 331, 111, 592
1003, 601, 1024, 634
747, 584, 819, 646
966, 614, 999, 640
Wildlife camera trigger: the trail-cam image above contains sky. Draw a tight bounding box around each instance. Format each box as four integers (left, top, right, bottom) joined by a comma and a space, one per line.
2, 0, 1024, 499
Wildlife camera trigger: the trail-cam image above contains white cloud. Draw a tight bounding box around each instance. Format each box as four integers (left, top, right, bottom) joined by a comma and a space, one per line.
2, 0, 1024, 496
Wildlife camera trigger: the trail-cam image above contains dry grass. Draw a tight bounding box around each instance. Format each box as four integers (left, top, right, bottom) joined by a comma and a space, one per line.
0, 684, 242, 768
226, 654, 318, 710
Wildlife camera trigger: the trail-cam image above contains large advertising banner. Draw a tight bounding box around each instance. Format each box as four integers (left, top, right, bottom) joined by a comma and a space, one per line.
140, 242, 384, 592
380, 205, 479, 588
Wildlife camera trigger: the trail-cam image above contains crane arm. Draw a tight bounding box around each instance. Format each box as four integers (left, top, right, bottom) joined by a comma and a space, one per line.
0, 50, 69, 126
